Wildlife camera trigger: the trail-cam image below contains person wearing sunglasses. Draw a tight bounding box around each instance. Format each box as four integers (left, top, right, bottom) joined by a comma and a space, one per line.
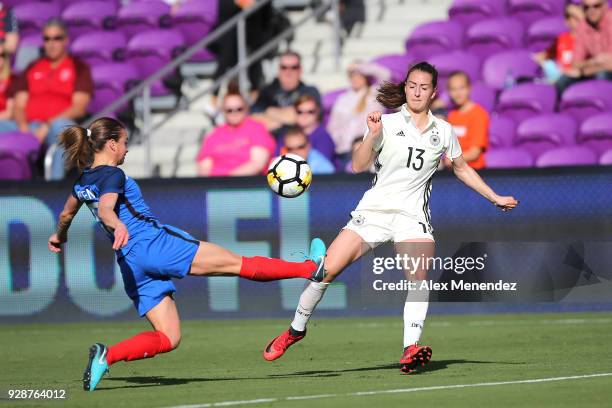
281, 126, 334, 175
197, 88, 276, 177
292, 94, 335, 162
0, 19, 93, 180
558, 0, 612, 93
252, 51, 321, 131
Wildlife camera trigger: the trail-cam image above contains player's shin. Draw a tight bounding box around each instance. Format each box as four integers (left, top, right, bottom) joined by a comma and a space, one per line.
403, 282, 430, 347
290, 281, 329, 332
239, 256, 316, 281
106, 331, 173, 365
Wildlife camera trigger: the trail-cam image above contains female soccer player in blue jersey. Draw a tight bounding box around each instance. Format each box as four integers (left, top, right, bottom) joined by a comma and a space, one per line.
47, 117, 326, 392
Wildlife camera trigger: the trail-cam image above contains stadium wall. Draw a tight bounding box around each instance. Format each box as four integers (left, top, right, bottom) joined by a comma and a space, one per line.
1, 167, 611, 323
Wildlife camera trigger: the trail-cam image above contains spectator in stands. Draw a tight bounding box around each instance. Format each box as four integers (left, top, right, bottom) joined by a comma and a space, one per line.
0, 19, 93, 180
281, 126, 334, 174
0, 3, 18, 55
293, 94, 335, 161
197, 90, 276, 177
557, 0, 612, 94
0, 40, 16, 120
327, 61, 387, 167
252, 51, 321, 131
444, 71, 489, 170
339, 0, 365, 36
533, 4, 583, 84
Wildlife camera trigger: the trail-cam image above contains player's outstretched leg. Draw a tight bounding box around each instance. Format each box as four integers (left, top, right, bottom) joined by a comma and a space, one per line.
190, 238, 327, 282
263, 230, 366, 361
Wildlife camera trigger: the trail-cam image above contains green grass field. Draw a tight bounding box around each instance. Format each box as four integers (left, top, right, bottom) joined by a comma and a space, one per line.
2, 312, 612, 407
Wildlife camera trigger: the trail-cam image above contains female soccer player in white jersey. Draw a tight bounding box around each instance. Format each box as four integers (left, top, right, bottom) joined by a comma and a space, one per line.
262, 62, 519, 373
47, 117, 326, 391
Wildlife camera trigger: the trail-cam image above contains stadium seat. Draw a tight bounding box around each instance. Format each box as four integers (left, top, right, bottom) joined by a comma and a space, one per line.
489, 115, 517, 148
536, 146, 598, 167
465, 18, 526, 62
0, 131, 41, 180
515, 113, 577, 158
559, 80, 612, 123
71, 31, 127, 66
89, 62, 140, 114
482, 50, 540, 90
525, 17, 567, 52
448, 0, 507, 28
62, 1, 119, 39
404, 21, 464, 60
508, 0, 565, 27
322, 88, 347, 124
496, 83, 556, 123
125, 29, 185, 97
116, 1, 172, 39
577, 113, 612, 155
0, 152, 33, 180
61, 0, 120, 8
428, 51, 480, 90
13, 34, 42, 73
470, 82, 497, 113
13, 1, 62, 38
370, 53, 415, 83
485, 147, 534, 168
599, 148, 612, 165
172, 0, 217, 63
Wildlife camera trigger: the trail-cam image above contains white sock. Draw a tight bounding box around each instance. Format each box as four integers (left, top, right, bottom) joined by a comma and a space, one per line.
403, 281, 430, 348
290, 281, 329, 332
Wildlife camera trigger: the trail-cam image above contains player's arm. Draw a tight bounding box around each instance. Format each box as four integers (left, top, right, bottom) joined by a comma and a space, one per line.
48, 195, 83, 253
98, 193, 130, 250
451, 155, 519, 212
352, 111, 382, 173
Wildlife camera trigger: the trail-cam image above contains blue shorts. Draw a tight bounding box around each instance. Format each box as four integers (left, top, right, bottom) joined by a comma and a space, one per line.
117, 223, 200, 317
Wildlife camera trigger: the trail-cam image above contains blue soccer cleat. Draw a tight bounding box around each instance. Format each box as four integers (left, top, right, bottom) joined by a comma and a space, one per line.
83, 343, 109, 392
308, 237, 327, 282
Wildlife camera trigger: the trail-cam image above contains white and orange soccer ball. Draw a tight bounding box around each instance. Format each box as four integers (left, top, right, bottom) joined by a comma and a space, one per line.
266, 153, 312, 198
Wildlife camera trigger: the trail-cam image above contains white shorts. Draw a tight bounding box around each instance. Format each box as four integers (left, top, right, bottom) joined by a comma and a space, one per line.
343, 210, 435, 248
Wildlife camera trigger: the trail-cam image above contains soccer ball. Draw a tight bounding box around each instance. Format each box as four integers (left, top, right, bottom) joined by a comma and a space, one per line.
266, 153, 312, 198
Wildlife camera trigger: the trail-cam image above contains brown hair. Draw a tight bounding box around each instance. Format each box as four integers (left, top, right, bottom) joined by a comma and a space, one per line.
293, 94, 320, 110
284, 125, 308, 141
448, 70, 471, 86
376, 61, 438, 109
58, 117, 125, 171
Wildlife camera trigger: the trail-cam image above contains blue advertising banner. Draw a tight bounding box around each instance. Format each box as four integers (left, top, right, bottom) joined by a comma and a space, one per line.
1, 167, 611, 323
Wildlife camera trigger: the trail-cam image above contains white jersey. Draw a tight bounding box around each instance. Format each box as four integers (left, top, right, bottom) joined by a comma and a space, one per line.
354, 104, 462, 229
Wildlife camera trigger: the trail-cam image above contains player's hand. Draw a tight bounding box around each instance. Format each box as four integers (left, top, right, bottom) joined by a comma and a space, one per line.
48, 233, 65, 253
112, 222, 130, 250
493, 196, 519, 212
367, 111, 383, 140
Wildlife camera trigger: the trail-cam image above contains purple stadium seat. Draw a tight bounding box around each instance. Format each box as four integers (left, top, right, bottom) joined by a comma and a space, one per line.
322, 88, 346, 115
13, 2, 61, 38
0, 152, 32, 180
559, 80, 612, 123
465, 18, 526, 62
404, 21, 464, 60
489, 115, 517, 148
90, 62, 140, 113
599, 148, 612, 165
62, 1, 119, 39
470, 82, 497, 113
486, 147, 534, 168
125, 29, 185, 96
482, 50, 540, 90
515, 113, 577, 157
0, 131, 40, 157
577, 113, 612, 154
71, 31, 127, 66
117, 1, 172, 39
0, 131, 41, 180
536, 146, 597, 167
371, 54, 415, 83
448, 0, 507, 27
172, 0, 218, 62
61, 0, 120, 7
429, 51, 480, 90
508, 0, 565, 27
525, 17, 567, 52
496, 83, 556, 122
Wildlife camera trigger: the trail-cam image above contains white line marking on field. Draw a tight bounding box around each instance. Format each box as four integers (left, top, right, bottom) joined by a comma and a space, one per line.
166, 372, 612, 408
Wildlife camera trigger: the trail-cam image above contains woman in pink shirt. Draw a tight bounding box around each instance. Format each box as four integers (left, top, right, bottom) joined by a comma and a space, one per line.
197, 92, 276, 176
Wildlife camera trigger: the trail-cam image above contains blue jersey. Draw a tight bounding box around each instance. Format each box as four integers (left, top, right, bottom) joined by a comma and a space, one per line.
72, 165, 159, 255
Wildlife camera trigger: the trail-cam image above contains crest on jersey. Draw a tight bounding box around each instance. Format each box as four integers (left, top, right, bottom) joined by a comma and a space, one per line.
430, 133, 440, 146
352, 214, 365, 226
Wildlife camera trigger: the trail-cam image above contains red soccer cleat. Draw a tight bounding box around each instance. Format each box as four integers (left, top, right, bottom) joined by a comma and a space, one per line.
399, 343, 432, 374
263, 329, 305, 361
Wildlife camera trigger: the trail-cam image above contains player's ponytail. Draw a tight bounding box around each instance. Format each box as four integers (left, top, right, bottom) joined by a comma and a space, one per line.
376, 61, 438, 110
58, 117, 125, 171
